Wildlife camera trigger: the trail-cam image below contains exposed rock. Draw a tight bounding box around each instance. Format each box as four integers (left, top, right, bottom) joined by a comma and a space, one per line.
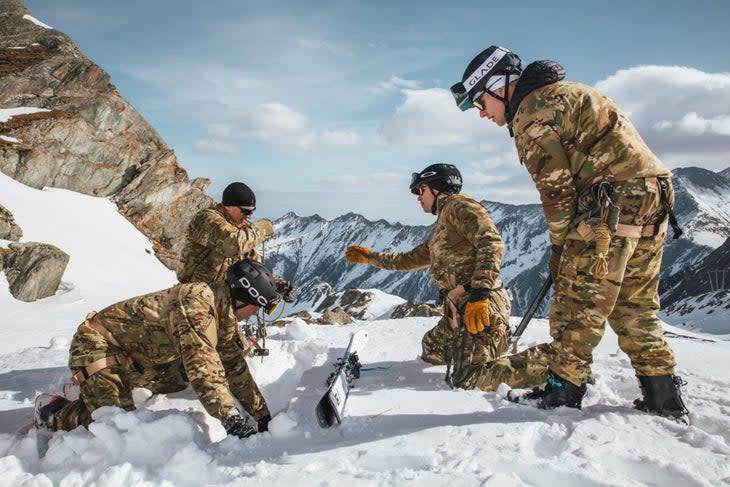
319, 307, 353, 325
315, 288, 376, 320
390, 302, 443, 319
0, 204, 22, 240
269, 310, 313, 327
2, 241, 69, 301
0, 1, 212, 270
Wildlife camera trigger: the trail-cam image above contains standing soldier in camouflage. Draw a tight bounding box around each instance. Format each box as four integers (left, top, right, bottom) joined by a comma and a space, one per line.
33, 259, 278, 439
178, 181, 297, 302
449, 45, 689, 419
345, 164, 511, 371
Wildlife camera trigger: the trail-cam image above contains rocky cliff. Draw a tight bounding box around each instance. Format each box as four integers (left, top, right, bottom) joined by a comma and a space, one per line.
0, 0, 212, 269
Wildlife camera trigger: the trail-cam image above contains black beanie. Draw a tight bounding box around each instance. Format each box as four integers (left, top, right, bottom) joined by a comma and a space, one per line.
222, 182, 256, 207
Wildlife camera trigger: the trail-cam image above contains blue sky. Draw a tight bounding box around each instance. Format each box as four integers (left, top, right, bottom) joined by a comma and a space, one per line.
23, 0, 730, 224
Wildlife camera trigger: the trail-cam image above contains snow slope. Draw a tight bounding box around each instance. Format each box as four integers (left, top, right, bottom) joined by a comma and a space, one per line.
1, 174, 729, 486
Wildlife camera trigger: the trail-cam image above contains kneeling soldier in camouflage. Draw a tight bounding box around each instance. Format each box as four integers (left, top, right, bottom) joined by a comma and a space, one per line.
34, 259, 279, 439
346, 163, 511, 373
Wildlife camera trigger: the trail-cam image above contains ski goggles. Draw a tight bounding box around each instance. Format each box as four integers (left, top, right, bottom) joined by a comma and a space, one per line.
450, 82, 475, 112
410, 172, 432, 195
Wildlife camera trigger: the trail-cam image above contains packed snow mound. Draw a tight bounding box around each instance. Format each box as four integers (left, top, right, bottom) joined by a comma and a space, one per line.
1, 319, 729, 486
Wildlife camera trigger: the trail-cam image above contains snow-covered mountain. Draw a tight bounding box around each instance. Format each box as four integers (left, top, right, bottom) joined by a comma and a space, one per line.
267, 167, 730, 320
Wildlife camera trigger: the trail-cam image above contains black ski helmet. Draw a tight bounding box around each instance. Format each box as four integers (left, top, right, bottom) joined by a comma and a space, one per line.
222, 182, 256, 207
450, 45, 522, 112
409, 163, 463, 195
226, 259, 278, 312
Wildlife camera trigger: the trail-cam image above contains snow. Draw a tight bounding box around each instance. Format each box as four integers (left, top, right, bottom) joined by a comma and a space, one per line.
0, 136, 19, 143
0, 107, 51, 123
1, 175, 729, 486
21, 14, 52, 30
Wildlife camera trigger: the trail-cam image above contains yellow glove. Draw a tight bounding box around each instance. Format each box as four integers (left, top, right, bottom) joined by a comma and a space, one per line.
345, 245, 372, 264
464, 300, 490, 334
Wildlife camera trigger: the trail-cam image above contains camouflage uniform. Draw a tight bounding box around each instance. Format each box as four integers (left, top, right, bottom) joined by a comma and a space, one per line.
459, 66, 678, 391
368, 192, 511, 367
177, 204, 272, 284
55, 282, 269, 431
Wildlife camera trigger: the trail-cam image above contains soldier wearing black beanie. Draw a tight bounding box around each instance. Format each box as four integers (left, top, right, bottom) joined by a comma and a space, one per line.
222, 182, 256, 208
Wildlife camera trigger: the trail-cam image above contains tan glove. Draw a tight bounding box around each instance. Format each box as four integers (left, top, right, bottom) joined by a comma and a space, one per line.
464, 300, 490, 334
549, 244, 563, 281
345, 245, 372, 264
253, 219, 274, 239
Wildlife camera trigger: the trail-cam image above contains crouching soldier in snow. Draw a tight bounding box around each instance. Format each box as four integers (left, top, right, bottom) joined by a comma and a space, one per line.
34, 259, 279, 439
178, 181, 297, 303
345, 164, 511, 371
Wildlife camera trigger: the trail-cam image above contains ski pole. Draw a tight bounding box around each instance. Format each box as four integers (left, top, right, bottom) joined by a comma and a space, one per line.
509, 276, 552, 354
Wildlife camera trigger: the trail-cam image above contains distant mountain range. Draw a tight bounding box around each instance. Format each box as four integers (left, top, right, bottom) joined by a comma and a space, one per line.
265, 166, 730, 323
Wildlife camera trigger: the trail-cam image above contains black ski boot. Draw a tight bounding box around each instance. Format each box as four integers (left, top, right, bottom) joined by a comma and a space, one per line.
634, 375, 689, 420
509, 371, 586, 409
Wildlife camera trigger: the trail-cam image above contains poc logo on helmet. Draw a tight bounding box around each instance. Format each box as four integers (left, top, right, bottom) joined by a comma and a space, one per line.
234, 276, 269, 307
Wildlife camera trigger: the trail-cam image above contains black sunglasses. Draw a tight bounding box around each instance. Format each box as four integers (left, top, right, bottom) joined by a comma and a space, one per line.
238, 206, 255, 216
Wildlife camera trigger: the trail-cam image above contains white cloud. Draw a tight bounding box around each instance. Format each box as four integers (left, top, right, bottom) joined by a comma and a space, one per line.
654, 112, 730, 136
596, 65, 730, 169
369, 76, 422, 95
377, 88, 508, 147
192, 137, 241, 155
193, 103, 361, 154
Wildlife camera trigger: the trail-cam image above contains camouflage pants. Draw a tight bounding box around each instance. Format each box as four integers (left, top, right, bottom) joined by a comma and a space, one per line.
547, 233, 676, 385
547, 178, 677, 385
55, 322, 189, 431
455, 343, 552, 391
421, 287, 510, 367
457, 178, 677, 391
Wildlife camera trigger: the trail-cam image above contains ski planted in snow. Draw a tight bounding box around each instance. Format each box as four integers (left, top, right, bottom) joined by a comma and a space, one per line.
315, 330, 369, 428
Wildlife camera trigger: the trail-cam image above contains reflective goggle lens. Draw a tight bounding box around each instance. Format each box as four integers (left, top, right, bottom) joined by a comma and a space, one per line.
409, 172, 420, 195
450, 83, 473, 112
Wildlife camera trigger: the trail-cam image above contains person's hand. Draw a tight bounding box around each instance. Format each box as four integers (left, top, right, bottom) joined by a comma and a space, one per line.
257, 414, 272, 432
549, 244, 563, 281
222, 414, 257, 439
254, 219, 274, 238
279, 281, 297, 303
345, 245, 372, 264
464, 300, 490, 334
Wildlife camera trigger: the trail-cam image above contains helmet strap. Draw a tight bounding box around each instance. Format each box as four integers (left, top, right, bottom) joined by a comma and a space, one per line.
485, 74, 515, 137
428, 187, 440, 215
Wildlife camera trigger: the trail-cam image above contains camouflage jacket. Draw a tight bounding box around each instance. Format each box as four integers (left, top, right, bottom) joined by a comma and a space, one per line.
177, 204, 272, 284
85, 282, 269, 422
369, 193, 504, 292
509, 62, 670, 246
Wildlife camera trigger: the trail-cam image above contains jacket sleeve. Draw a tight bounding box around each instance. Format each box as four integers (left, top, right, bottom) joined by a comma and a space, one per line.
188, 211, 270, 259
449, 200, 504, 290
174, 284, 239, 422
368, 243, 431, 271
515, 107, 577, 246
217, 327, 270, 421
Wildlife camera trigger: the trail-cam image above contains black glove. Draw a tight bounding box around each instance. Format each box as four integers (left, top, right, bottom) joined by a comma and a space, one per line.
257, 414, 272, 432
222, 414, 257, 439
278, 281, 297, 303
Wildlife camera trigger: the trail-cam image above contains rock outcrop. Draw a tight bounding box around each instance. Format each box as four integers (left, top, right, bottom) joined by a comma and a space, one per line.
0, 1, 213, 269
0, 203, 22, 240
2, 241, 69, 301
390, 302, 442, 319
